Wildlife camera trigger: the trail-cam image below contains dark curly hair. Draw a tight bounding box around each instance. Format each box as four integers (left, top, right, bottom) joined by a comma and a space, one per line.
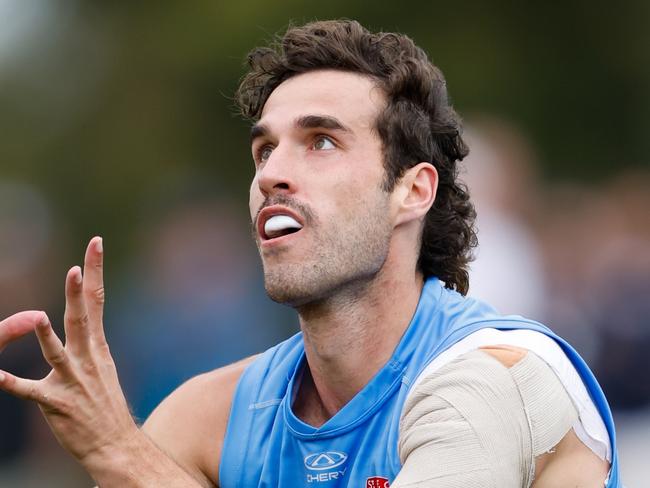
236, 20, 477, 294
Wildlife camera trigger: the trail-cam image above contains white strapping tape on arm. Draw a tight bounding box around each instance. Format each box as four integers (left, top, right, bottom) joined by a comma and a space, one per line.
404, 328, 611, 462
392, 349, 578, 487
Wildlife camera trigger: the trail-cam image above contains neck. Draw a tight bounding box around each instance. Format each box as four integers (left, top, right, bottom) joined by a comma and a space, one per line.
292, 266, 424, 427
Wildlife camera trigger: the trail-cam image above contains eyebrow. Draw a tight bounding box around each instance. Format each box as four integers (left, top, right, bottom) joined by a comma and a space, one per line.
250, 123, 269, 143
250, 114, 353, 143
296, 114, 352, 133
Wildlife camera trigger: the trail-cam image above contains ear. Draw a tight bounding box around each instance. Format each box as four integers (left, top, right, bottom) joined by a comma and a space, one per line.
393, 162, 438, 227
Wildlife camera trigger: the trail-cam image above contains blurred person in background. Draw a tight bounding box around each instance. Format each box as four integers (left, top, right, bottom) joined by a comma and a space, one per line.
589, 172, 650, 409
0, 19, 627, 487
463, 117, 547, 321
540, 171, 650, 410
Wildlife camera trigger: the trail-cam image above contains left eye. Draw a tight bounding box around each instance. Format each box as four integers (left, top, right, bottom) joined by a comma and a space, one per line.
313, 136, 335, 151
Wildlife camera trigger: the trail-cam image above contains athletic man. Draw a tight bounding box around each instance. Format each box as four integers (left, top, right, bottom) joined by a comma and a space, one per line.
0, 20, 622, 487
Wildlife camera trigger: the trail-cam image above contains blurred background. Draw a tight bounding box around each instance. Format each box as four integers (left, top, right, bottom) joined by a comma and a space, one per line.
0, 0, 647, 485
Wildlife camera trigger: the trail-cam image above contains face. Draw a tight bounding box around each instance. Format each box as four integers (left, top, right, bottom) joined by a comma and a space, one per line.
249, 70, 394, 307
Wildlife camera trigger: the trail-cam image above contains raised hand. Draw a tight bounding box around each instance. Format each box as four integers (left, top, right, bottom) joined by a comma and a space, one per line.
0, 237, 206, 487
0, 237, 139, 470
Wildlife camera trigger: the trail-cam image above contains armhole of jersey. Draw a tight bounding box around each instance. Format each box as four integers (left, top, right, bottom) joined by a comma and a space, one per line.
218, 358, 259, 487
403, 328, 612, 463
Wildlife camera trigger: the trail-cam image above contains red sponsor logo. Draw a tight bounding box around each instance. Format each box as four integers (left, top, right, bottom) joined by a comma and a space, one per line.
366, 476, 389, 488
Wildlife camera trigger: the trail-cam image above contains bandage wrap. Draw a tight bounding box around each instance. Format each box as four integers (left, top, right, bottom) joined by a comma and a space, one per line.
393, 350, 578, 487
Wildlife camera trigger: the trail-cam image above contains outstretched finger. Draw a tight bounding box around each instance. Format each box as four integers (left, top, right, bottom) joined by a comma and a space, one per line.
64, 265, 92, 355
0, 311, 44, 352
34, 315, 74, 377
0, 370, 44, 403
82, 237, 106, 342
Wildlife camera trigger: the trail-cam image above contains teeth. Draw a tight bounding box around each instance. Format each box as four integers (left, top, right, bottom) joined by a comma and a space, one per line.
264, 215, 303, 238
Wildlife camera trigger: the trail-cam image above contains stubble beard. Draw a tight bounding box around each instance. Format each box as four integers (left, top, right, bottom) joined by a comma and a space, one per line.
260, 196, 393, 309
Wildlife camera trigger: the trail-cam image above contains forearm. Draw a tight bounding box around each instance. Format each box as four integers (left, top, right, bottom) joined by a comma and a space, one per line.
85, 429, 205, 488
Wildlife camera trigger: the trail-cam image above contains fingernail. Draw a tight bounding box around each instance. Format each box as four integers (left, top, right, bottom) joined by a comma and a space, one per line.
96, 237, 103, 254
74, 267, 83, 285
38, 313, 49, 328
0, 373, 5, 382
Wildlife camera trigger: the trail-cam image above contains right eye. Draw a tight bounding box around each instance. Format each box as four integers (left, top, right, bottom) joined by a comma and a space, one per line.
256, 145, 274, 164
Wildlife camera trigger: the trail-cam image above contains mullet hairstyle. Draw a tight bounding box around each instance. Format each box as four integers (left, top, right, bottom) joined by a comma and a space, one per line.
236, 20, 477, 294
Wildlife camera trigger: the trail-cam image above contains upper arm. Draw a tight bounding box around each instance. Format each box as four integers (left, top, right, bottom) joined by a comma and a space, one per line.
142, 356, 256, 487
532, 429, 610, 488
482, 346, 610, 487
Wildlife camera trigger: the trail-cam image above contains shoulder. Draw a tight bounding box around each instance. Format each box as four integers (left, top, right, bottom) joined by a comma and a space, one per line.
142, 355, 257, 487
397, 343, 610, 487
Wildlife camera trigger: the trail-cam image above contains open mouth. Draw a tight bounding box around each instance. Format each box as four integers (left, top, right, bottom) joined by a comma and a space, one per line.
264, 215, 303, 240
257, 207, 305, 243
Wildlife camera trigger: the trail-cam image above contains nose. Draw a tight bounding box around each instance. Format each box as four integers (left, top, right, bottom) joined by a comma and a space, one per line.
256, 145, 296, 197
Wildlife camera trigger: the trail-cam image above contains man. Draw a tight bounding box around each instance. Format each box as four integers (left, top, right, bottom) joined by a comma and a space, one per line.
0, 20, 621, 487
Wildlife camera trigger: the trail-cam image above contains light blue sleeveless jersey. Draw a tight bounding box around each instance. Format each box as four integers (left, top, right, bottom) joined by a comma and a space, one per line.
220, 277, 622, 487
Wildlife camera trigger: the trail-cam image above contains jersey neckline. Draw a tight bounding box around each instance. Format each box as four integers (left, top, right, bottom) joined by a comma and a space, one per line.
282, 277, 445, 439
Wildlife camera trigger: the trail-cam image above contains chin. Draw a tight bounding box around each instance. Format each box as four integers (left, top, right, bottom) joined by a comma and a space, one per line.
263, 271, 321, 308
262, 258, 386, 310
